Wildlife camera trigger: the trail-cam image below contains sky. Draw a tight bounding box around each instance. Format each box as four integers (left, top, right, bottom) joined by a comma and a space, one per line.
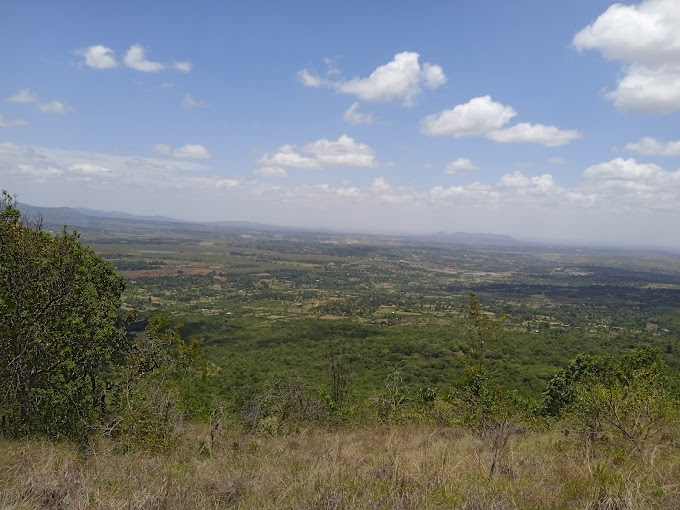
3, 0, 680, 247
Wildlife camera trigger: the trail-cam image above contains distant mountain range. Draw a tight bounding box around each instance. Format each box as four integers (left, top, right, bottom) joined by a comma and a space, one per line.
16, 201, 525, 247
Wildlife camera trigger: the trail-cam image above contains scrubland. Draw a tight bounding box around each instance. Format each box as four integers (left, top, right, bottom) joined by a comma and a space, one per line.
2, 422, 680, 509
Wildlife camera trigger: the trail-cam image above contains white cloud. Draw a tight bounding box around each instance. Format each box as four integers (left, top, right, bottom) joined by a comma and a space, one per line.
0, 142, 213, 193
488, 123, 583, 147
174, 61, 192, 73
70, 163, 111, 175
257, 135, 383, 171
253, 166, 288, 177
303, 135, 378, 167
216, 179, 239, 188
444, 158, 479, 174
606, 64, 680, 113
15, 163, 63, 178
343, 102, 375, 125
124, 44, 165, 72
626, 136, 680, 156
422, 96, 581, 146
548, 156, 566, 165
5, 88, 37, 104
297, 69, 326, 87
76, 45, 118, 69
181, 93, 206, 109
498, 171, 558, 194
371, 176, 391, 191
583, 157, 670, 181
573, 0, 680, 113
421, 96, 516, 137
38, 100, 72, 115
6, 89, 72, 115
572, 0, 680, 65
153, 143, 211, 159
300, 51, 446, 106
422, 62, 447, 89
257, 145, 321, 169
0, 113, 28, 127
429, 182, 499, 203
581, 158, 680, 209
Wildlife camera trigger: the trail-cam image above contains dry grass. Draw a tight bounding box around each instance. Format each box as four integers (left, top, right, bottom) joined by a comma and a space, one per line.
1, 424, 679, 509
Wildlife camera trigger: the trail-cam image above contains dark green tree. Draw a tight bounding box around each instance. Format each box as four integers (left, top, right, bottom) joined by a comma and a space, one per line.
0, 191, 125, 438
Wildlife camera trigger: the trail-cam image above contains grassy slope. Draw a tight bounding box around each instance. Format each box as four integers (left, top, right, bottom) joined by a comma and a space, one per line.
2, 424, 679, 509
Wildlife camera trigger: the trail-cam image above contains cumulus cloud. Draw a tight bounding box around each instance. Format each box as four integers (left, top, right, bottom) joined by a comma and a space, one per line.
253, 166, 288, 177
299, 52, 446, 106
488, 123, 583, 147
422, 62, 447, 89
257, 135, 383, 171
76, 45, 118, 69
344, 102, 375, 125
75, 44, 190, 73
0, 113, 28, 127
429, 182, 499, 203
5, 88, 37, 104
573, 0, 680, 113
422, 96, 581, 146
583, 157, 670, 181
303, 135, 379, 167
626, 136, 680, 156
153, 143, 211, 159
38, 100, 72, 115
124, 44, 165, 72
498, 171, 558, 194
444, 158, 478, 174
181, 93, 207, 109
421, 96, 516, 137
581, 157, 680, 209
257, 145, 321, 170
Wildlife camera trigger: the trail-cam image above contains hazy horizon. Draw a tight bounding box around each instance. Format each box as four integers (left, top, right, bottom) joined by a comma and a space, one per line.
3, 1, 680, 247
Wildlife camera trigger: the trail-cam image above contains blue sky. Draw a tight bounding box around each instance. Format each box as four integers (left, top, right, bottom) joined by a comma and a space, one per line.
3, 0, 680, 246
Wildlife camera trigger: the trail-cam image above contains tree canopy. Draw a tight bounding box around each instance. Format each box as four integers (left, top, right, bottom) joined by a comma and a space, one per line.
0, 191, 125, 438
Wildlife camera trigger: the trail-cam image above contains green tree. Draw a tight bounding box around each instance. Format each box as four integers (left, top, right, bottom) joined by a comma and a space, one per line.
461, 291, 508, 370
0, 191, 125, 438
544, 348, 678, 451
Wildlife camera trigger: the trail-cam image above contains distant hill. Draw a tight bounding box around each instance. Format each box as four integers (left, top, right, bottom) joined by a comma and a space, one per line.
74, 207, 190, 224
18, 203, 93, 227
16, 201, 532, 247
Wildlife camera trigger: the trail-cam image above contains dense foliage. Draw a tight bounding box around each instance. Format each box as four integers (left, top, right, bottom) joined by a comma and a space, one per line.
0, 192, 205, 443
0, 192, 125, 438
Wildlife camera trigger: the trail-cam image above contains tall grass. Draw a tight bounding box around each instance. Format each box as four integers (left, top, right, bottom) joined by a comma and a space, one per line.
1, 423, 679, 509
